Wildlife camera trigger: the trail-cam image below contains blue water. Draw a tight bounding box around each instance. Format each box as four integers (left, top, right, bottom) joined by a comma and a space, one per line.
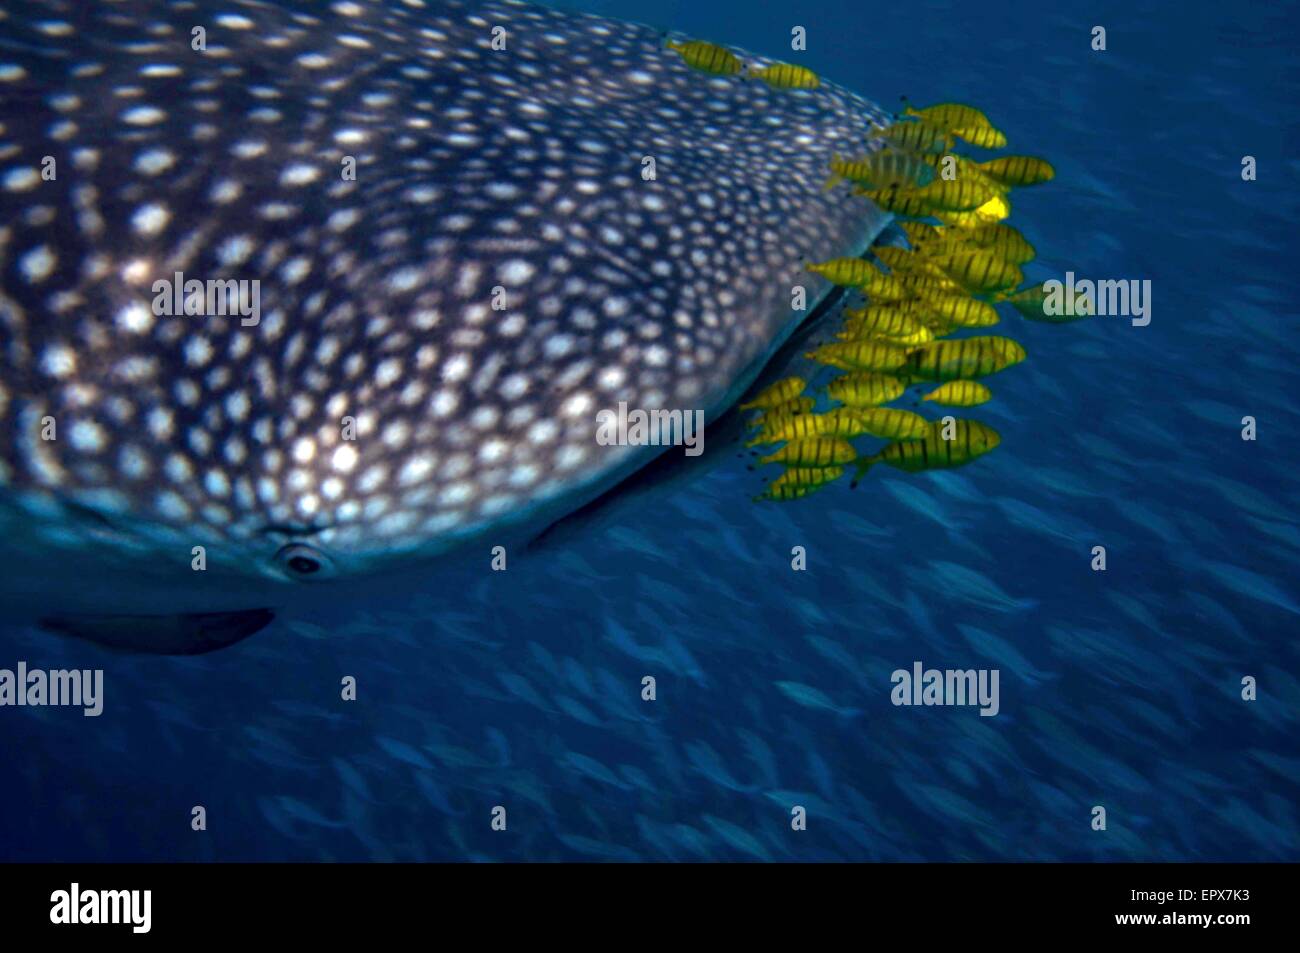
2, 0, 1298, 861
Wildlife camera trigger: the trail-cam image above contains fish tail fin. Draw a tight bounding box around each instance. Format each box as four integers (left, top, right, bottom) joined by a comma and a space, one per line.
823, 154, 843, 192
851, 456, 875, 485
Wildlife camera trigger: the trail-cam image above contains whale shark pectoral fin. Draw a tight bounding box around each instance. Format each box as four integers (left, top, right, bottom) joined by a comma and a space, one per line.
37, 609, 276, 655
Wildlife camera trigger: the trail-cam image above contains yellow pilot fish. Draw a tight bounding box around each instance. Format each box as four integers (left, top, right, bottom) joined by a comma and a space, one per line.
851, 407, 930, 440
826, 372, 907, 407
901, 336, 1027, 381
903, 102, 996, 132
874, 246, 944, 275
937, 223, 1037, 265
854, 419, 1001, 478
749, 396, 817, 431
805, 256, 883, 287
827, 150, 934, 191
999, 282, 1095, 322
755, 483, 820, 502
931, 249, 1024, 294
748, 62, 820, 89
950, 123, 1008, 149
666, 39, 743, 75
976, 155, 1055, 188
870, 119, 952, 155
841, 305, 928, 337
770, 466, 846, 488
740, 376, 806, 410
922, 380, 993, 407
758, 438, 858, 467
905, 293, 1000, 329
748, 409, 873, 446
806, 340, 910, 372
935, 192, 1012, 227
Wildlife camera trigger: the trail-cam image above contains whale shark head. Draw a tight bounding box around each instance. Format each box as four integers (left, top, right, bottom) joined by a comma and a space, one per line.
0, 0, 891, 650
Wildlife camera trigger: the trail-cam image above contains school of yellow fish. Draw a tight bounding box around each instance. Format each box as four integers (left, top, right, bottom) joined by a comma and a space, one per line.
664, 41, 1088, 502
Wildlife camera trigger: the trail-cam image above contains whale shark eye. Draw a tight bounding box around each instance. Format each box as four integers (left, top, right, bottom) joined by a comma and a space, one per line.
275, 543, 334, 580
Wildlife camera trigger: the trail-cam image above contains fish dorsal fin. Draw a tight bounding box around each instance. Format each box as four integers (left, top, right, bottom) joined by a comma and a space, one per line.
38, 609, 275, 655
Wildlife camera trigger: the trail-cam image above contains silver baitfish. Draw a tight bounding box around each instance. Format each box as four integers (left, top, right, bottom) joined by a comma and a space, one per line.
0, 0, 891, 652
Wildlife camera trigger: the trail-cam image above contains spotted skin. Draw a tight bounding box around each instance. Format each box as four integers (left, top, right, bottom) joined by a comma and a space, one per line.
0, 0, 890, 597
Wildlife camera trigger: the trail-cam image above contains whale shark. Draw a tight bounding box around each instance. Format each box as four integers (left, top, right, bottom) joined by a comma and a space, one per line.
0, 0, 891, 651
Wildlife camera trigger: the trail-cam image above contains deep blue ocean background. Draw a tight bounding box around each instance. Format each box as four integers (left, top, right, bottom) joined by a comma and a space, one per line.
2, 0, 1298, 861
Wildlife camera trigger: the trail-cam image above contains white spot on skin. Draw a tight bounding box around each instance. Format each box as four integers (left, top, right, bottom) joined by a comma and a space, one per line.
19, 245, 55, 283
121, 105, 166, 126
280, 163, 320, 186
204, 470, 231, 498
498, 259, 535, 284
183, 336, 213, 367
215, 13, 256, 30
117, 302, 153, 334
332, 445, 358, 472
399, 455, 436, 485
134, 148, 176, 176
132, 202, 170, 237
442, 354, 471, 382
40, 344, 76, 378
3, 167, 40, 192
69, 420, 106, 453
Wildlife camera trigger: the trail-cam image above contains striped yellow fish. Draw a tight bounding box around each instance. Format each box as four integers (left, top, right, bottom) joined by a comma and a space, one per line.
666, 39, 743, 75
747, 409, 875, 445
770, 466, 845, 489
871, 119, 952, 155
931, 250, 1024, 294
806, 340, 910, 372
748, 62, 820, 89
842, 324, 935, 346
906, 293, 1000, 329
758, 438, 857, 467
922, 380, 993, 407
740, 376, 806, 410
828, 150, 934, 190
950, 123, 1008, 149
903, 102, 996, 132
901, 336, 1027, 381
805, 257, 885, 287
895, 269, 963, 297
840, 305, 928, 337
755, 483, 820, 502
976, 155, 1055, 188
874, 246, 944, 275
999, 282, 1094, 322
854, 419, 1001, 478
826, 372, 907, 407
851, 407, 930, 440
900, 221, 946, 247
749, 396, 817, 430
935, 223, 1036, 265
937, 192, 1012, 227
